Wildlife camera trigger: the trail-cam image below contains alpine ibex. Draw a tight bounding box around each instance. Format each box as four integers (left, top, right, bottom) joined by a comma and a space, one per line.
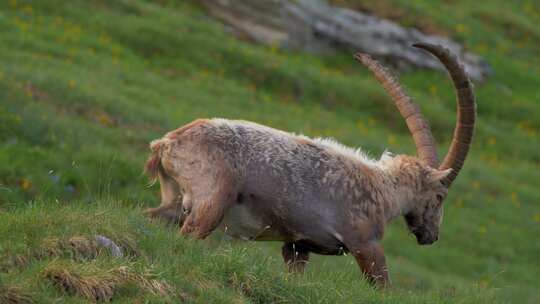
144, 43, 476, 287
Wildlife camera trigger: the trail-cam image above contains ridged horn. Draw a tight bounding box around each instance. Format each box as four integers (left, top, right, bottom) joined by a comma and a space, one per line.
354, 53, 439, 168
412, 43, 477, 187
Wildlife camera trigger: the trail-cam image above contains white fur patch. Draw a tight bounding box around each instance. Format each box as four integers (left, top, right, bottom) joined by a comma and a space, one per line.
211, 118, 393, 170
213, 118, 292, 138
310, 137, 380, 166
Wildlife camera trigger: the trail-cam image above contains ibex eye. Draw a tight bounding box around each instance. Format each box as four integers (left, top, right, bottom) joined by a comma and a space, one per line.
436, 194, 444, 202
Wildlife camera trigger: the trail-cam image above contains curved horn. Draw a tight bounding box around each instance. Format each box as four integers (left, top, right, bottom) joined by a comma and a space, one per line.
412, 43, 477, 187
354, 53, 439, 168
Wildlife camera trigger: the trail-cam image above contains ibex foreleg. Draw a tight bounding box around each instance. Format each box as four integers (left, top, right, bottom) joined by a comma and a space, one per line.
282, 242, 310, 273
350, 242, 389, 288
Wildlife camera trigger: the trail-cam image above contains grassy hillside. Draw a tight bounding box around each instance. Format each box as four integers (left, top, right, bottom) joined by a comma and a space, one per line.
1, 0, 539, 303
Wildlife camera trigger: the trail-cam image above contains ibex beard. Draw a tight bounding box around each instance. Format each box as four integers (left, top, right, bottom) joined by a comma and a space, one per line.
144, 43, 476, 288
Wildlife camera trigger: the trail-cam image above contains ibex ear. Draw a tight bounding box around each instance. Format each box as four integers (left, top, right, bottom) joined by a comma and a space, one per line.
430, 168, 452, 182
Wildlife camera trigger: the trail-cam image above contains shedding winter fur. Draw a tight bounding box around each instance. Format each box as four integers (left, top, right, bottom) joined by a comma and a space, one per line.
144, 43, 476, 287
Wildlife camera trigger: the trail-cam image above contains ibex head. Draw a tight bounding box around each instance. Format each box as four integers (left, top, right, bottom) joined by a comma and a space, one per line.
355, 43, 477, 245
401, 159, 452, 245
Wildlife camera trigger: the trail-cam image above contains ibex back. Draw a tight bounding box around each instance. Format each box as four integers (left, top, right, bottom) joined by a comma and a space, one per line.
144, 43, 476, 287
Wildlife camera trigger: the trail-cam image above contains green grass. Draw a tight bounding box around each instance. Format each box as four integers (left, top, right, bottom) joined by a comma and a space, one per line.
0, 0, 539, 303
1, 201, 501, 303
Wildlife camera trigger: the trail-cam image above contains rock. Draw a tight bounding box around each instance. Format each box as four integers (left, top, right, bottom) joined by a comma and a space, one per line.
201, 0, 491, 81
95, 235, 123, 258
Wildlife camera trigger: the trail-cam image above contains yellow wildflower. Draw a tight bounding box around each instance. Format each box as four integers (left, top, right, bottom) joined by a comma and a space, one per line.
479, 226, 487, 235
20, 178, 32, 190
455, 24, 468, 34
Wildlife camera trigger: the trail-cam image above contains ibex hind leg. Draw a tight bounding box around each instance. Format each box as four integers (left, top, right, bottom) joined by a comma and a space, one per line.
180, 169, 237, 239
145, 205, 178, 223
144, 168, 185, 225
144, 200, 186, 226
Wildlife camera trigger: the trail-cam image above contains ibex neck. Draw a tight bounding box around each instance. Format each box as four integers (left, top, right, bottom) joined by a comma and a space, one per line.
372, 165, 415, 223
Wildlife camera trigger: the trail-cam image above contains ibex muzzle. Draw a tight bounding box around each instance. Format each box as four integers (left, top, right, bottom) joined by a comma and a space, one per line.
144, 44, 476, 287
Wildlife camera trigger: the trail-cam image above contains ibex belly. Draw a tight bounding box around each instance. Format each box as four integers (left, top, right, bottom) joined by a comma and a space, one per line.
220, 203, 285, 241
219, 195, 347, 255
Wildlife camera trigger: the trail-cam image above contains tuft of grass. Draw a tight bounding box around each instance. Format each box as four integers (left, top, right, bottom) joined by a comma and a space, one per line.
68, 236, 100, 260
1, 234, 138, 273
0, 282, 34, 304
43, 260, 120, 302
43, 260, 173, 303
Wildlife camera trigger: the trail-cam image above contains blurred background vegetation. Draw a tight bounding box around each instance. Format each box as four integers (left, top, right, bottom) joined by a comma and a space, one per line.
0, 1, 539, 303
